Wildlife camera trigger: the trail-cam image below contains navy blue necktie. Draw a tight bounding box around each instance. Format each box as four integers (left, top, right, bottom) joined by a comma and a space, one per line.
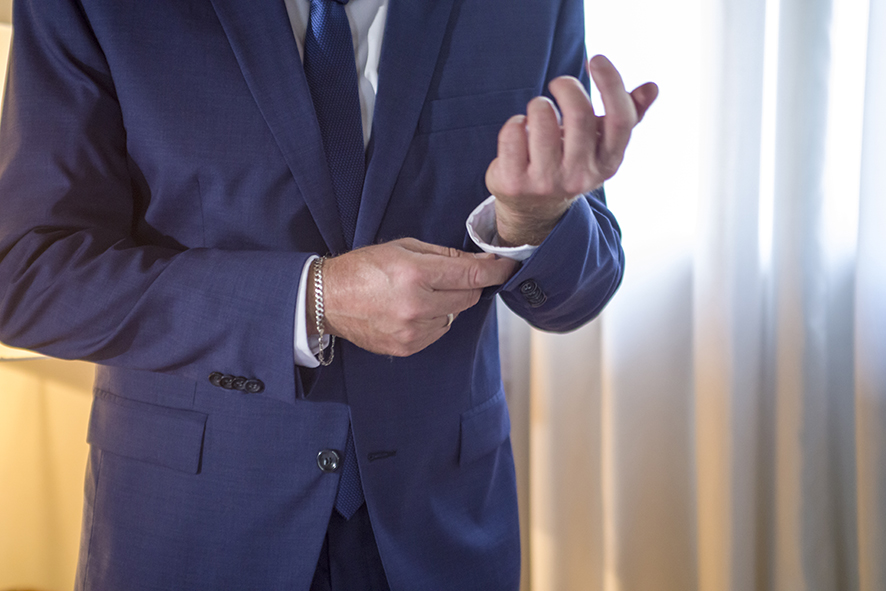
303, 0, 365, 520
303, 0, 364, 250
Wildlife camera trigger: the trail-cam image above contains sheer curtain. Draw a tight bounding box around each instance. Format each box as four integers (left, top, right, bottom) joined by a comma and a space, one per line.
504, 0, 886, 589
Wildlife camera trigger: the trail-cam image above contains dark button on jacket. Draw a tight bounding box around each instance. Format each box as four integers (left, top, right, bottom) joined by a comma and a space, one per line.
317, 450, 341, 473
208, 373, 265, 393
208, 372, 224, 387
519, 279, 547, 308
244, 379, 264, 394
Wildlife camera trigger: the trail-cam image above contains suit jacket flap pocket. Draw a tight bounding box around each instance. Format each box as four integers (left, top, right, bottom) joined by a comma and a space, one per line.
88, 389, 208, 474
459, 389, 510, 466
418, 87, 536, 134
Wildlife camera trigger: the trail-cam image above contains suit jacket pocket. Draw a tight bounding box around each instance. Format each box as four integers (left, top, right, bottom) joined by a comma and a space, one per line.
459, 388, 511, 466
87, 389, 208, 474
417, 87, 537, 135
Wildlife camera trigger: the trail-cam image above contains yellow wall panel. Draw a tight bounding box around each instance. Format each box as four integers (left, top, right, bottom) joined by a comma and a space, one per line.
0, 360, 93, 591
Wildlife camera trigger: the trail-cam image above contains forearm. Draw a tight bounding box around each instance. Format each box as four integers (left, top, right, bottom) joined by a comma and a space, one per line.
0, 226, 309, 381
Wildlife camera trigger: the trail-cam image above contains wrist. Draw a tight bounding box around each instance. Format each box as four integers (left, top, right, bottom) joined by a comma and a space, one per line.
494, 198, 572, 246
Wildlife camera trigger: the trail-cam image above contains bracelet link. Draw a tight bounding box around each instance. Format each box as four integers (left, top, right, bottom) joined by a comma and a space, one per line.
312, 256, 335, 366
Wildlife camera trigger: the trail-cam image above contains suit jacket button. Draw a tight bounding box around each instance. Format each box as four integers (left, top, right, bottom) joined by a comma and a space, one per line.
219, 375, 235, 389
317, 450, 341, 473
208, 372, 224, 387
244, 379, 264, 394
231, 376, 248, 391
519, 279, 547, 308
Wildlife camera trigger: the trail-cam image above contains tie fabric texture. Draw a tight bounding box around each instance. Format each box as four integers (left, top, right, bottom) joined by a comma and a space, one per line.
303, 0, 366, 520
303, 0, 365, 250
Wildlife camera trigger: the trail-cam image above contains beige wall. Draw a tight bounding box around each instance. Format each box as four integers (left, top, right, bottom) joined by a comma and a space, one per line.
0, 1, 11, 25
0, 359, 93, 591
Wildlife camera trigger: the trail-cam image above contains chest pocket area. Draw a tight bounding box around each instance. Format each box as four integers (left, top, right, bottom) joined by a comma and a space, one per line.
417, 87, 537, 135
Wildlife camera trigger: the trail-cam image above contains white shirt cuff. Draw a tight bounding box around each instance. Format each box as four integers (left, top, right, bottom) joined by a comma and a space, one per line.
466, 195, 538, 262
294, 255, 330, 368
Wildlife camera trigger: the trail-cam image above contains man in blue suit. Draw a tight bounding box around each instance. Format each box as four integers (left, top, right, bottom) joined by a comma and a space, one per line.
0, 0, 656, 588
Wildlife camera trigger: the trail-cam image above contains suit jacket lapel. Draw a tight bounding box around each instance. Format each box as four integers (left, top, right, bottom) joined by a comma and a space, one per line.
209, 0, 348, 253
354, 0, 456, 247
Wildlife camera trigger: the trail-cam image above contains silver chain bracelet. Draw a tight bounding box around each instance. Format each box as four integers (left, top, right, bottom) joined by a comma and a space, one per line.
312, 256, 335, 366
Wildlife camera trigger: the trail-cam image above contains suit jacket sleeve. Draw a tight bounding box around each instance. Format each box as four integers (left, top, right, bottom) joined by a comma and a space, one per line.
0, 0, 306, 391
495, 0, 626, 332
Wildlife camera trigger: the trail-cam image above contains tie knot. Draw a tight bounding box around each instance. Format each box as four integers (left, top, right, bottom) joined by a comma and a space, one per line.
316, 0, 349, 5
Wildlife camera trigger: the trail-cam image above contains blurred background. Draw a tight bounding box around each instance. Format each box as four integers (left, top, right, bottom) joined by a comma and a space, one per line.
0, 0, 884, 589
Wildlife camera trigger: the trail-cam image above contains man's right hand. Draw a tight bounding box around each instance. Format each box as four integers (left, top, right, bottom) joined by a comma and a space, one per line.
312, 238, 517, 357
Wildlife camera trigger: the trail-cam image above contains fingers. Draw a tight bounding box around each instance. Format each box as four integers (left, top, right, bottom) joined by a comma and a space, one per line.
429, 286, 482, 317
394, 241, 514, 327
588, 54, 638, 176
495, 114, 529, 184
490, 97, 567, 198
397, 237, 463, 258
526, 96, 562, 173
392, 237, 517, 291
389, 311, 458, 357
631, 82, 659, 123
423, 252, 517, 291
548, 75, 599, 192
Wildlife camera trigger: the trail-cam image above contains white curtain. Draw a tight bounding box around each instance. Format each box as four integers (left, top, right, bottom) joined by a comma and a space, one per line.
504, 0, 886, 589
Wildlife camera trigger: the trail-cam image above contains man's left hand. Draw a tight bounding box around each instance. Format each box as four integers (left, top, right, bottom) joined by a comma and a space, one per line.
485, 55, 658, 246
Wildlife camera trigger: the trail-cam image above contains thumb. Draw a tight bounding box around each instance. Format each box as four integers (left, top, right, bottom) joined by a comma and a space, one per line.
396, 237, 477, 259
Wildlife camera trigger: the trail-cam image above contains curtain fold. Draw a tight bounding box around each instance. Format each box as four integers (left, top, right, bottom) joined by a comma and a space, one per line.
855, 2, 886, 590
508, 0, 884, 589
694, 1, 767, 590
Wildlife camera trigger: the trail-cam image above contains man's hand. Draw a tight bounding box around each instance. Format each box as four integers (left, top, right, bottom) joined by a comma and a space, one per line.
485, 55, 658, 246
313, 238, 517, 357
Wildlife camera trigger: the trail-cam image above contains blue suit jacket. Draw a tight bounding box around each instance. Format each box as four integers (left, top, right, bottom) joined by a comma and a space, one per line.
0, 0, 624, 588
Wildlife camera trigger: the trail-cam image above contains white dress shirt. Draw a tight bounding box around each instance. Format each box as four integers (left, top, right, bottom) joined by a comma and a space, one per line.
285, 0, 537, 367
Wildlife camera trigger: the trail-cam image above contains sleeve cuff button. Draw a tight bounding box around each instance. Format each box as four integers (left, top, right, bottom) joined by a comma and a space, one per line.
519, 279, 547, 308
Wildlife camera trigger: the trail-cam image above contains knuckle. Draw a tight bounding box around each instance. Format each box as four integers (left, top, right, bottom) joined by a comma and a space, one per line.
563, 169, 597, 195
561, 177, 584, 196
398, 263, 423, 287
533, 174, 557, 197
610, 114, 637, 134
469, 263, 489, 290
499, 176, 523, 197
492, 172, 523, 198
398, 301, 421, 322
